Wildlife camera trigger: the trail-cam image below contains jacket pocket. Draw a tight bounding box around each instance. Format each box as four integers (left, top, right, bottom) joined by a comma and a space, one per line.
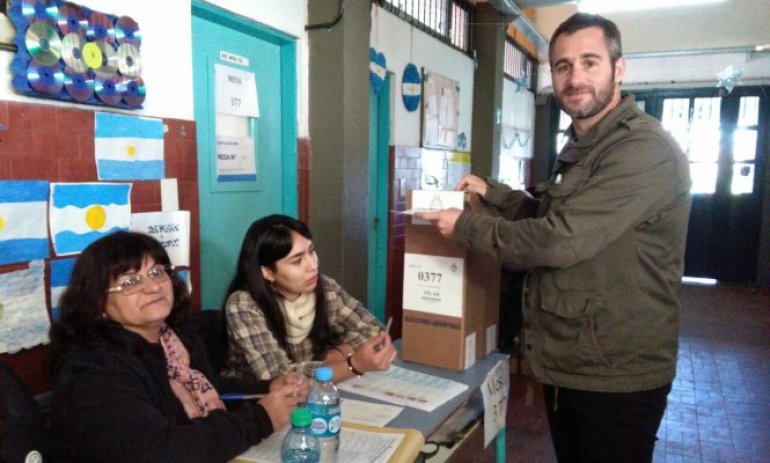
538, 292, 612, 371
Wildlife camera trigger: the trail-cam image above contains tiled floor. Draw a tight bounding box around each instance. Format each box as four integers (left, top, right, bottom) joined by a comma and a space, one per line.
458, 283, 770, 463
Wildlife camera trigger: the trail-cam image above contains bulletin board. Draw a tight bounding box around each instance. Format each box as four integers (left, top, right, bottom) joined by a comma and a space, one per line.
421, 70, 460, 149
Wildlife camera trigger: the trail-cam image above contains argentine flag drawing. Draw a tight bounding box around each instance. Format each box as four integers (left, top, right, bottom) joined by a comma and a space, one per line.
0, 180, 50, 265
50, 258, 77, 321
50, 182, 132, 256
95, 112, 165, 181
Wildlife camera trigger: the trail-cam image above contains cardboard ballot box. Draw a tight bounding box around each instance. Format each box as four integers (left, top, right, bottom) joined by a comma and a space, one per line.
401, 190, 500, 371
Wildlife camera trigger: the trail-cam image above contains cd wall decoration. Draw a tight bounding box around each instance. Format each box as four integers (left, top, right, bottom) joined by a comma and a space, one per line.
9, 0, 146, 109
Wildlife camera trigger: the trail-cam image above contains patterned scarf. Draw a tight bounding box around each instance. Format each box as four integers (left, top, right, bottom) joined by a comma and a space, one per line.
159, 325, 226, 418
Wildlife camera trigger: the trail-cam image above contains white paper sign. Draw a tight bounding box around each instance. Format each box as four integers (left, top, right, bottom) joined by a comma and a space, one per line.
130, 211, 190, 267
482, 360, 510, 447
410, 190, 464, 225
216, 136, 256, 182
215, 63, 259, 117
403, 253, 464, 317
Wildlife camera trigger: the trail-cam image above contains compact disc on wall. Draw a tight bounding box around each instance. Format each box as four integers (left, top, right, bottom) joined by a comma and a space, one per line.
27, 60, 64, 95
57, 2, 88, 37
25, 22, 62, 66
117, 43, 142, 78
61, 32, 87, 73
115, 16, 141, 47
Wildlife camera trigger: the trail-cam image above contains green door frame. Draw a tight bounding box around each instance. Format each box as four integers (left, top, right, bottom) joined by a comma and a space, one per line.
191, 1, 298, 308
191, 0, 298, 216
367, 75, 391, 322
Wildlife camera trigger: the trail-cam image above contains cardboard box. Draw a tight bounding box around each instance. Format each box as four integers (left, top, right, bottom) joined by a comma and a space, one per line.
401, 190, 500, 371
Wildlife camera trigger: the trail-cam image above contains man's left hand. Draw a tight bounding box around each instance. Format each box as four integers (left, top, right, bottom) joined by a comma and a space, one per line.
416, 208, 462, 237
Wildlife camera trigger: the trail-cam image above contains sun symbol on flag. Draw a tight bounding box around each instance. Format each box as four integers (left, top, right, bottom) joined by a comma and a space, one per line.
0, 215, 5, 232
126, 144, 137, 158
85, 205, 107, 230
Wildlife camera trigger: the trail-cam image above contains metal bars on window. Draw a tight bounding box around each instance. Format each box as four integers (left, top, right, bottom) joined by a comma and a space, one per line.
504, 39, 536, 92
379, 0, 473, 54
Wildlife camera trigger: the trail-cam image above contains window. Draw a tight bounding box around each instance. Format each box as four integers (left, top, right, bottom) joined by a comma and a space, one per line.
732, 96, 759, 194
661, 97, 721, 194
379, 0, 473, 53
504, 40, 537, 93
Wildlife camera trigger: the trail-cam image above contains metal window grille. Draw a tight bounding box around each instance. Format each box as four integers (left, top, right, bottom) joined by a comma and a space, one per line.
378, 0, 473, 54
504, 39, 536, 92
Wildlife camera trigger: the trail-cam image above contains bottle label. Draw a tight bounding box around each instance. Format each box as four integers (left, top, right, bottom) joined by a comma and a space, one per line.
307, 403, 341, 438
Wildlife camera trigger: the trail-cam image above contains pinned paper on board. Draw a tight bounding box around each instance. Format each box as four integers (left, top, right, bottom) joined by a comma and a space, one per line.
50, 258, 78, 322
50, 182, 133, 256
95, 113, 165, 181
130, 210, 191, 267
0, 180, 50, 265
0, 260, 50, 354
215, 63, 260, 117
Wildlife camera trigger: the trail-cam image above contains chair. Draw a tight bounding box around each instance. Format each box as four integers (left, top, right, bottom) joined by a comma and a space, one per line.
0, 362, 49, 463
188, 309, 229, 374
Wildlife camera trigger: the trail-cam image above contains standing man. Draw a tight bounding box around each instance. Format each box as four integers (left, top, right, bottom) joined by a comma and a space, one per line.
418, 13, 692, 463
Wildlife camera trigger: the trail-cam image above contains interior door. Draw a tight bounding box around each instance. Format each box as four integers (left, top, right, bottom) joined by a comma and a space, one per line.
655, 88, 767, 282
367, 75, 391, 322
192, 2, 297, 309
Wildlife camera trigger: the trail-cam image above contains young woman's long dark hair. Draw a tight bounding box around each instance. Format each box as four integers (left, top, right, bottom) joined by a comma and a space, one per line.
48, 231, 190, 376
226, 215, 338, 360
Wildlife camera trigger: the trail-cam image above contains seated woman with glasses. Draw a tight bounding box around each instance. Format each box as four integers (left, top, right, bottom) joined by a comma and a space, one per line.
48, 231, 306, 463
222, 215, 398, 384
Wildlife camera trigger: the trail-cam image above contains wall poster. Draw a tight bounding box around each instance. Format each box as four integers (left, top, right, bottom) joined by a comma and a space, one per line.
421, 70, 460, 149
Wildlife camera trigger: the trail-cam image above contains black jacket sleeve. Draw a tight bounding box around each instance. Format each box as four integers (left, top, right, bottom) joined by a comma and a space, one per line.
52, 343, 274, 463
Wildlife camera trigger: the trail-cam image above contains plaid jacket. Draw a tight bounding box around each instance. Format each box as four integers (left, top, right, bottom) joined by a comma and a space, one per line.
222, 275, 381, 381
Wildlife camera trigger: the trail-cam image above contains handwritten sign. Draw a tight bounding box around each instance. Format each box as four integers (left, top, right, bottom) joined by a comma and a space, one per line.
130, 210, 190, 267
215, 63, 259, 117
402, 253, 463, 317
481, 359, 509, 447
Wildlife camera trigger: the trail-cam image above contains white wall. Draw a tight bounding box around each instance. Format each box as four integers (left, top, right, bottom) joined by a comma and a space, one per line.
372, 6, 475, 149
0, 0, 310, 136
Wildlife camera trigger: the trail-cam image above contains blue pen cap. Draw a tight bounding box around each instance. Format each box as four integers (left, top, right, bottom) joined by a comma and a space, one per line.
314, 366, 332, 382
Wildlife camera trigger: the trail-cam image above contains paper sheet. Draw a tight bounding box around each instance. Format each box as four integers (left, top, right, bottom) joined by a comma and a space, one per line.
340, 398, 404, 427
235, 425, 404, 463
337, 365, 468, 412
0, 260, 50, 353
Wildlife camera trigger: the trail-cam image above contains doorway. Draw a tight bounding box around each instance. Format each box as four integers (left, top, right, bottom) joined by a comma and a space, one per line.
191, 1, 298, 309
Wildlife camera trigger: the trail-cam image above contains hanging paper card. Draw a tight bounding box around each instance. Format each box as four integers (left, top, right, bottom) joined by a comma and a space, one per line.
215, 63, 259, 117
401, 63, 420, 112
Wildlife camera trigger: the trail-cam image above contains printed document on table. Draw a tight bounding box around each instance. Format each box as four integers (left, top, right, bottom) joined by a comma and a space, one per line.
340, 398, 404, 427
233, 425, 404, 463
337, 365, 468, 412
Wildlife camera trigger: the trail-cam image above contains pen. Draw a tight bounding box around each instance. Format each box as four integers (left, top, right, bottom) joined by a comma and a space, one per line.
374, 317, 393, 352
219, 393, 265, 401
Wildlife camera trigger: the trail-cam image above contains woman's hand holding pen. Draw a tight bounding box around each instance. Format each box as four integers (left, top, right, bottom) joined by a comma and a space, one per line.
351, 332, 397, 372
260, 379, 306, 431
270, 369, 308, 401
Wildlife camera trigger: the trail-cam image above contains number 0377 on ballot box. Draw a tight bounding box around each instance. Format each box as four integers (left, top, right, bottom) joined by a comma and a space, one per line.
401, 190, 500, 371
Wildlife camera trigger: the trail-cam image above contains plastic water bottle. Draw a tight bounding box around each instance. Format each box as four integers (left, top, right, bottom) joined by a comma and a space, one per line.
307, 366, 340, 463
281, 407, 320, 463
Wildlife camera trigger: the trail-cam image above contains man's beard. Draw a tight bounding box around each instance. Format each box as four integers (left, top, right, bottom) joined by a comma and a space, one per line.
555, 72, 616, 120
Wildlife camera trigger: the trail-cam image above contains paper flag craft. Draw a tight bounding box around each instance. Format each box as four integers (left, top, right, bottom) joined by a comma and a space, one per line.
370, 47, 387, 95
50, 257, 77, 321
50, 182, 132, 256
401, 63, 421, 112
95, 112, 165, 181
0, 180, 50, 265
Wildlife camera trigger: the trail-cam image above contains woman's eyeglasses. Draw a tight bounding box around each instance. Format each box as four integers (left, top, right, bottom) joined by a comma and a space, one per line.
106, 264, 175, 295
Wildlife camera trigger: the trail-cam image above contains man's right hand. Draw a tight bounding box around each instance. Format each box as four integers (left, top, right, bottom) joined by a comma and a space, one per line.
455, 175, 488, 196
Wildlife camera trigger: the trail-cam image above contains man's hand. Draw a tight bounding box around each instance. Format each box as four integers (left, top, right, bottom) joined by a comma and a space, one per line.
455, 174, 488, 196
416, 208, 463, 237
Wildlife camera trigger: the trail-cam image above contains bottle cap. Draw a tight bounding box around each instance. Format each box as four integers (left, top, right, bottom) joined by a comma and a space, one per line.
314, 366, 333, 382
291, 407, 312, 427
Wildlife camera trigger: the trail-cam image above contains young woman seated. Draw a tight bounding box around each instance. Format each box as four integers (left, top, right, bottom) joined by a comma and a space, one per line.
222, 215, 397, 383
48, 231, 306, 463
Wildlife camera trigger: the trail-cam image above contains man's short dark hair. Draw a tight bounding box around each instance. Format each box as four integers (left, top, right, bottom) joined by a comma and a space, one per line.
549, 13, 623, 65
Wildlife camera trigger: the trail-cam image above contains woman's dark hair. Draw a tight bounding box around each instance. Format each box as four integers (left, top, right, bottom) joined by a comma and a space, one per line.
226, 214, 337, 360
48, 231, 190, 375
